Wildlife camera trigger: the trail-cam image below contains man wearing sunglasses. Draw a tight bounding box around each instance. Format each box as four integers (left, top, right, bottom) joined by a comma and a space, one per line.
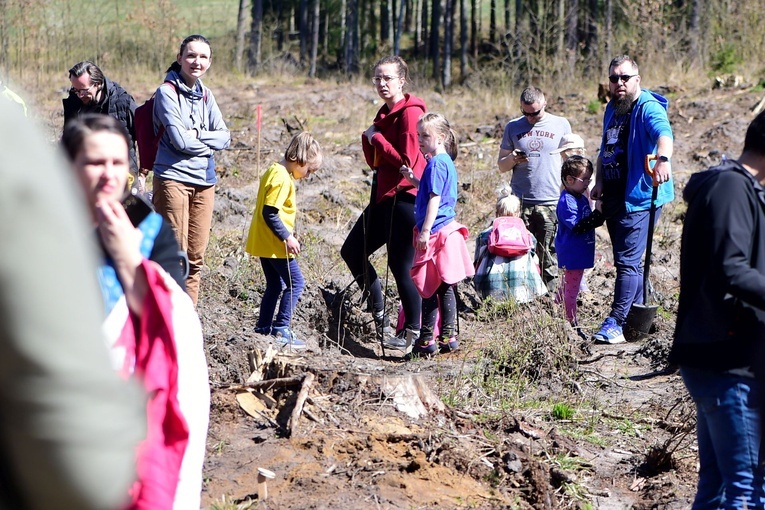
63, 61, 140, 191
497, 86, 572, 291
590, 55, 674, 344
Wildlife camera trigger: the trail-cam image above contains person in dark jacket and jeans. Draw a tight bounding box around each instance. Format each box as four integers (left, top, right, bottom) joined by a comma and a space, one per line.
671, 110, 765, 509
63, 61, 140, 190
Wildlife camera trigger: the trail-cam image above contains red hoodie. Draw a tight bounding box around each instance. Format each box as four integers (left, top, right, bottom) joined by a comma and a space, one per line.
362, 93, 427, 203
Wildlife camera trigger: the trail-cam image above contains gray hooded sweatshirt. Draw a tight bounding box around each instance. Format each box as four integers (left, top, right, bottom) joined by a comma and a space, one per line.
152, 69, 230, 186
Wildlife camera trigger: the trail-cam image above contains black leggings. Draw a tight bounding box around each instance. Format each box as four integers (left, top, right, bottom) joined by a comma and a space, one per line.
341, 193, 422, 331
422, 282, 457, 342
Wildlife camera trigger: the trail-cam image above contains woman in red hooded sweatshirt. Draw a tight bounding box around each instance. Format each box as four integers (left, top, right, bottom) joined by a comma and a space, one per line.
341, 55, 427, 353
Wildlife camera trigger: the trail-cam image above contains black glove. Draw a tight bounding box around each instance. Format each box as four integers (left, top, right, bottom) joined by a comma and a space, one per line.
572, 209, 605, 234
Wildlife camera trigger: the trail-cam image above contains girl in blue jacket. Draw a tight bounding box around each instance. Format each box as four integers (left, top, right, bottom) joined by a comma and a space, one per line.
555, 156, 597, 325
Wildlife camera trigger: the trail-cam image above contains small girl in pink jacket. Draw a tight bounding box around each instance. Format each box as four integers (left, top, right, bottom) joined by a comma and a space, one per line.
401, 113, 474, 358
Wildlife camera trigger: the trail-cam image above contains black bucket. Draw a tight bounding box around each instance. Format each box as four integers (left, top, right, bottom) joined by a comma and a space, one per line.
625, 303, 658, 341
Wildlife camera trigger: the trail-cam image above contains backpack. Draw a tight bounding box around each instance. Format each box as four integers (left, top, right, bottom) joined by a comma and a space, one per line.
487, 216, 533, 258
134, 82, 174, 173
134, 82, 207, 173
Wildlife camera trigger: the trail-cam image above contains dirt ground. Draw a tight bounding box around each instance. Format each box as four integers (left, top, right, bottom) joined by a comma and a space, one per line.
193, 77, 763, 509
54, 75, 760, 508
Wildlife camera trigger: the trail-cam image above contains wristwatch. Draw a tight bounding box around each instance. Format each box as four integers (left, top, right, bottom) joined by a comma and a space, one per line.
657, 155, 670, 162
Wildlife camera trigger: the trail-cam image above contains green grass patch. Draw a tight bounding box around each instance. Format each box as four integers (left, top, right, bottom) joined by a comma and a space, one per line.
552, 402, 575, 421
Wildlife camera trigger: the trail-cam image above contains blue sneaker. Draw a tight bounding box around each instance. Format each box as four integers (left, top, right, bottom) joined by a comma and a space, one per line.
271, 326, 307, 350
593, 317, 626, 344
255, 326, 271, 335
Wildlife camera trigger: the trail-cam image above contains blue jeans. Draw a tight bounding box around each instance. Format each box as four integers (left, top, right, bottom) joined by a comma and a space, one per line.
605, 207, 661, 324
257, 258, 305, 330
681, 366, 765, 509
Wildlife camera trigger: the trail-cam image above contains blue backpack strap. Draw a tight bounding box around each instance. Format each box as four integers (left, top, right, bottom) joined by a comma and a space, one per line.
97, 212, 163, 315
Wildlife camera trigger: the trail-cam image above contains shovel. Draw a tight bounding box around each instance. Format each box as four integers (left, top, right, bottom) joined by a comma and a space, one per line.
625, 154, 660, 341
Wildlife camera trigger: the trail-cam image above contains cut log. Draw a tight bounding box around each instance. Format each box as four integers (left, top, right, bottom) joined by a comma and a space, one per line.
357, 374, 445, 419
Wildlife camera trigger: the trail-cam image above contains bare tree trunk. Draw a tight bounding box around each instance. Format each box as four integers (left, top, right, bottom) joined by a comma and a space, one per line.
565, 0, 577, 72
688, 0, 700, 64
367, 0, 377, 50
504, 0, 511, 35
381, 0, 390, 47
604, 0, 611, 64
340, 0, 347, 54
344, 0, 360, 76
394, 0, 406, 54
489, 0, 497, 44
235, 0, 250, 72
300, 0, 309, 65
248, 0, 263, 75
586, 0, 598, 74
514, 0, 522, 60
442, 0, 455, 87
430, 0, 441, 81
470, 0, 477, 58
324, 9, 329, 56
414, 0, 422, 55
557, 0, 564, 60
309, 0, 320, 77
390, 0, 396, 47
460, 0, 468, 79
0, 0, 8, 73
275, 1, 285, 51
422, 0, 430, 65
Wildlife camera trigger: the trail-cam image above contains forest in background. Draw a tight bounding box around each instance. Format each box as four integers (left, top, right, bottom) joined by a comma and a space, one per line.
0, 0, 763, 92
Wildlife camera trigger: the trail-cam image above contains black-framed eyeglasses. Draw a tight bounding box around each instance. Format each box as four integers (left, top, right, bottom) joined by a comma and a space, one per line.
521, 108, 543, 117
71, 84, 95, 95
372, 75, 400, 85
608, 74, 637, 84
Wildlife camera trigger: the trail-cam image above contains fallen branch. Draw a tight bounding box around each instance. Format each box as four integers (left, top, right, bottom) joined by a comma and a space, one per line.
288, 372, 315, 436
577, 352, 624, 365
226, 376, 304, 391
303, 407, 323, 424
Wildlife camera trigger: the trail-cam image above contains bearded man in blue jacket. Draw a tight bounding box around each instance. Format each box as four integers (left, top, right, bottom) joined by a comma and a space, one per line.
590, 55, 674, 344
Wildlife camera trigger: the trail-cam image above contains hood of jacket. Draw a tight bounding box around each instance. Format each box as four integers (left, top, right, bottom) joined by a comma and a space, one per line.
372, 93, 427, 130
163, 70, 206, 103
684, 159, 765, 209
638, 88, 668, 111
602, 88, 674, 212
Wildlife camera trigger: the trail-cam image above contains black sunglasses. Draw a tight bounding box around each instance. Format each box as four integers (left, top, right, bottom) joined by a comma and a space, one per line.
608, 74, 637, 84
521, 108, 543, 117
